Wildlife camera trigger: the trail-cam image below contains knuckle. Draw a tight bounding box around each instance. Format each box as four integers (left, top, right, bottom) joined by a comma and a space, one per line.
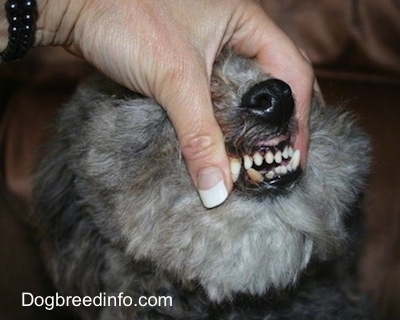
180, 132, 217, 163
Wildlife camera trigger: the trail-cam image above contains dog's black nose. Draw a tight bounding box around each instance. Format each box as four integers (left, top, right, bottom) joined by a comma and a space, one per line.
241, 79, 294, 127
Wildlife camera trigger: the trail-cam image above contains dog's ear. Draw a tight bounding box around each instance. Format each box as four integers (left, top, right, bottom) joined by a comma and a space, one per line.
33, 146, 106, 299
33, 150, 78, 239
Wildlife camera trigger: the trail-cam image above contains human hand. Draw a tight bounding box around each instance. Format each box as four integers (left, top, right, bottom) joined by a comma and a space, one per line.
34, 0, 315, 208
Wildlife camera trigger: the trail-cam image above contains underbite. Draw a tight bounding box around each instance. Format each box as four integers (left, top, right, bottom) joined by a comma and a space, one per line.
229, 134, 302, 192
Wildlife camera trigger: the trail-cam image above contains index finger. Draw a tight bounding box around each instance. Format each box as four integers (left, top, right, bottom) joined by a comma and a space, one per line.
228, 4, 315, 167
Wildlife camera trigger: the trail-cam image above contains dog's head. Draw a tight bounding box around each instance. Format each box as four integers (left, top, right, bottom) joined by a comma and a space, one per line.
35, 51, 371, 303
211, 55, 302, 195
187, 52, 369, 300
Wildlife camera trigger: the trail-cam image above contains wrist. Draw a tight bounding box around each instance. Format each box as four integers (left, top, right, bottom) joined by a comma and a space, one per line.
0, 0, 85, 53
0, 0, 8, 52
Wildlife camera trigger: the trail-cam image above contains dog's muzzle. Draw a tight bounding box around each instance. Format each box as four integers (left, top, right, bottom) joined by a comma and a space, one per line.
229, 79, 302, 194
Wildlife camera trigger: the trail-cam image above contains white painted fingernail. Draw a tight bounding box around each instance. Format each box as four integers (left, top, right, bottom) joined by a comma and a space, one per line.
197, 167, 228, 208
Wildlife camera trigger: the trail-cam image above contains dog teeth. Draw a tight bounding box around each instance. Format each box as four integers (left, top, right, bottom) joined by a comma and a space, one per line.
233, 147, 300, 184
282, 146, 289, 159
289, 149, 301, 170
253, 152, 263, 166
243, 155, 253, 170
288, 146, 294, 157
275, 165, 287, 175
265, 151, 274, 164
229, 157, 242, 183
274, 151, 282, 164
265, 170, 275, 180
247, 168, 263, 183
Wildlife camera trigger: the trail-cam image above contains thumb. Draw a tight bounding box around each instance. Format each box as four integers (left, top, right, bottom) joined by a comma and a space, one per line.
159, 62, 232, 209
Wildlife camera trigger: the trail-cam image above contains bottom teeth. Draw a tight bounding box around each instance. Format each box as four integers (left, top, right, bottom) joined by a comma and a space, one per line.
275, 165, 287, 175
247, 168, 264, 183
265, 171, 275, 180
270, 150, 300, 177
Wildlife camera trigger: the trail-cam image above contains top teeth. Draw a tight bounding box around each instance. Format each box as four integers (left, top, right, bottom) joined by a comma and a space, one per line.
289, 149, 301, 170
229, 157, 242, 183
265, 151, 274, 164
282, 146, 289, 159
232, 144, 300, 184
243, 155, 253, 170
253, 152, 263, 166
229, 146, 300, 185
274, 151, 282, 164
288, 147, 294, 157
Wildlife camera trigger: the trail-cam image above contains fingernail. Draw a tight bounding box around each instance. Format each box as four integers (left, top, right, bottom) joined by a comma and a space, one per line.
197, 167, 228, 209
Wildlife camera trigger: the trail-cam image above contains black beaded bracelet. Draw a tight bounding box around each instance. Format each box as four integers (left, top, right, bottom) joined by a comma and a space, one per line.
0, 0, 37, 63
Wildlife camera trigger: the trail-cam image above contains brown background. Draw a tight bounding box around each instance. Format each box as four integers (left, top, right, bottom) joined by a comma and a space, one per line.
1, 0, 399, 318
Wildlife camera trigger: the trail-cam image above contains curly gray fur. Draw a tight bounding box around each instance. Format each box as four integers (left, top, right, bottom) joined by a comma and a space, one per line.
33, 50, 372, 319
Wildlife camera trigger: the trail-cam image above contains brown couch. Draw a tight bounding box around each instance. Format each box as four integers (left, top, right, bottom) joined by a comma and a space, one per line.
1, 1, 399, 319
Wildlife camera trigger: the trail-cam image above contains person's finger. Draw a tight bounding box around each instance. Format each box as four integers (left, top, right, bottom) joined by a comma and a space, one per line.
228, 4, 314, 168
157, 55, 232, 209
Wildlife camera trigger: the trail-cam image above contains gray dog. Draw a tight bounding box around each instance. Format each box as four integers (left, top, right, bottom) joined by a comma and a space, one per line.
33, 50, 371, 319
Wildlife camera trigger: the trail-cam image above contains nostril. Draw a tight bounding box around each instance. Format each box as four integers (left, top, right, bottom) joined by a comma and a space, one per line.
241, 79, 295, 126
